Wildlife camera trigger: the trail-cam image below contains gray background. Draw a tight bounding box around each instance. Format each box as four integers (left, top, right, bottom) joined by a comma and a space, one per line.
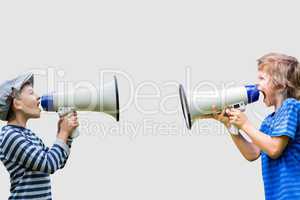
0, 0, 300, 199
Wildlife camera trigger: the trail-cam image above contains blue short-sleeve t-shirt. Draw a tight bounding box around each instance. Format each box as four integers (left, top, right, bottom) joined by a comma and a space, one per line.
260, 98, 300, 200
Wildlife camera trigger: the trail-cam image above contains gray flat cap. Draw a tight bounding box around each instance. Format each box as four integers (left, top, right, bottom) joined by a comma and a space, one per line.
0, 73, 34, 121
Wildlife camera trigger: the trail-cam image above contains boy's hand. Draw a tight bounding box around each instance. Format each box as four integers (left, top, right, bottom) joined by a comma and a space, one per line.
200, 105, 231, 128
211, 105, 231, 128
227, 108, 249, 130
57, 111, 79, 140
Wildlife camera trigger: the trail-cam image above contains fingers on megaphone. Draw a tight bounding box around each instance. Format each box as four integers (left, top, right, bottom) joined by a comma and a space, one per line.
211, 105, 218, 119
220, 108, 227, 118
229, 115, 238, 124
69, 114, 79, 127
72, 111, 77, 117
59, 112, 79, 131
211, 105, 227, 121
227, 108, 240, 117
199, 105, 219, 120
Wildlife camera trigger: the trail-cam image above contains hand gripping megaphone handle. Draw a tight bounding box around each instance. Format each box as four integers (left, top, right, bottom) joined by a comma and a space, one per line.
57, 107, 80, 139
226, 102, 246, 135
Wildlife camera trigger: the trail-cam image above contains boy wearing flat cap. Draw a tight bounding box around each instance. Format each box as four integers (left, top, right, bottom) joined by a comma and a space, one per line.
0, 73, 78, 200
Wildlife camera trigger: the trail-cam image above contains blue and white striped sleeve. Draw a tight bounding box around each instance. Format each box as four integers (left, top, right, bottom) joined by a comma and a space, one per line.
0, 130, 71, 174
271, 99, 299, 140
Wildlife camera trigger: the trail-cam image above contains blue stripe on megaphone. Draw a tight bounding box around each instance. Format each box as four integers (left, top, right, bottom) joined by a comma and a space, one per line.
245, 85, 260, 104
41, 95, 55, 111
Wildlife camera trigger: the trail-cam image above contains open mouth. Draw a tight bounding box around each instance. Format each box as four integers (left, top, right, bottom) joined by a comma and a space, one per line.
37, 101, 41, 111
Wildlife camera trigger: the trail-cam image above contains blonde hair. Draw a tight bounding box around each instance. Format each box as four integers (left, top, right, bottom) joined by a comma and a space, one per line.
257, 53, 300, 100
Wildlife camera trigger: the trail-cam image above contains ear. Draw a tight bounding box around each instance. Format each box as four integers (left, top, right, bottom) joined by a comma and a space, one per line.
12, 98, 23, 111
275, 84, 287, 96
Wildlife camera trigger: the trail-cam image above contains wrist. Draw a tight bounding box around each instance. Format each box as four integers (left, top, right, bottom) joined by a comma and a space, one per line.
57, 131, 69, 142
241, 121, 252, 132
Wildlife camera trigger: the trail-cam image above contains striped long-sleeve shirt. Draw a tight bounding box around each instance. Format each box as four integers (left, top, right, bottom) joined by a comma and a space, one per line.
0, 124, 72, 200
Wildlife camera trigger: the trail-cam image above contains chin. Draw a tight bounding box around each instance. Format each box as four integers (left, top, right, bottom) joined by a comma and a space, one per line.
30, 111, 41, 119
265, 103, 272, 107
34, 114, 41, 118
263, 99, 271, 107
264, 101, 274, 108
29, 115, 41, 119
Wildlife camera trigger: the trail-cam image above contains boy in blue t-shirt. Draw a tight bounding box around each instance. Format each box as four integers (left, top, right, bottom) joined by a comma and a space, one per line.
0, 73, 79, 199
212, 53, 300, 200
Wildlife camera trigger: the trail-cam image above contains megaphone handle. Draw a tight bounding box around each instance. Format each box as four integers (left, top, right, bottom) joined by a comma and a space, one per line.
227, 124, 239, 135
225, 103, 245, 135
57, 107, 80, 139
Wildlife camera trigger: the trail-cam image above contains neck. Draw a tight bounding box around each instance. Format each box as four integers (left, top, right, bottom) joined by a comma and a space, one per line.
7, 115, 28, 128
274, 93, 286, 111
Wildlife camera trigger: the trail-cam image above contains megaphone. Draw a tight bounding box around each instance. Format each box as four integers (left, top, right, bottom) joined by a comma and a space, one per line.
41, 75, 120, 138
179, 84, 259, 134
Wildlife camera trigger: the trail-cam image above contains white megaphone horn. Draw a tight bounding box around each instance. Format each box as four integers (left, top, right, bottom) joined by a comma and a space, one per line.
41, 75, 120, 138
179, 84, 260, 134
